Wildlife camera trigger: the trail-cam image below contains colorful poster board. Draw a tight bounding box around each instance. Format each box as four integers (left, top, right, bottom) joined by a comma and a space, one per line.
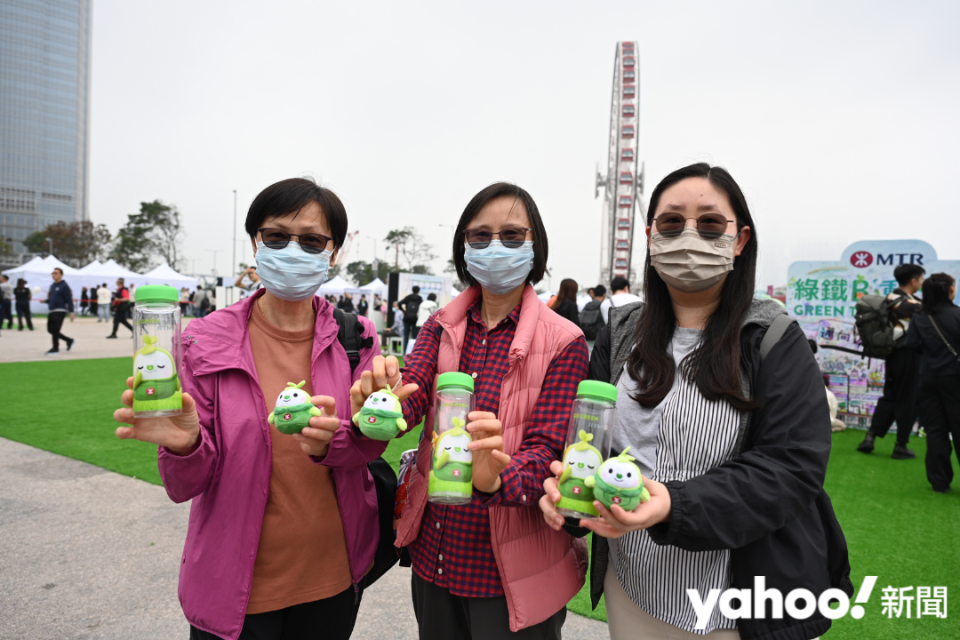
787, 240, 960, 430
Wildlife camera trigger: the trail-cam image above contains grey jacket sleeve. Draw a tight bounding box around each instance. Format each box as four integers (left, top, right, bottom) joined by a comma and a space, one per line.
647, 323, 831, 551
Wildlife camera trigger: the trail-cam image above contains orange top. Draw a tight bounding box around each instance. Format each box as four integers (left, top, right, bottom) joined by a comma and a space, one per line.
245, 305, 352, 614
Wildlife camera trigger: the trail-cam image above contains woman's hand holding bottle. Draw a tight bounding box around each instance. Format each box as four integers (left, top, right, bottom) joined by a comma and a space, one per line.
467, 411, 511, 493
114, 377, 200, 456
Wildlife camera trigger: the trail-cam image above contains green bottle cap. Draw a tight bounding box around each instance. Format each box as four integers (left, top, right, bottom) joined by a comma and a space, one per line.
135, 284, 179, 304
576, 380, 618, 404
437, 372, 474, 393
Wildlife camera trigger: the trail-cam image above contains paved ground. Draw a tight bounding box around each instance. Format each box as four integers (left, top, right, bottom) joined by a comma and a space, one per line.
0, 438, 607, 639
0, 315, 197, 364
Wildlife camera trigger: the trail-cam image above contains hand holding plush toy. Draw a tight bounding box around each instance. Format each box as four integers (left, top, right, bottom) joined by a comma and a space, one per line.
268, 381, 323, 435
585, 446, 650, 512
352, 386, 408, 440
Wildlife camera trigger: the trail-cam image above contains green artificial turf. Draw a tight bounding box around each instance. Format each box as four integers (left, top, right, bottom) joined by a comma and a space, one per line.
1, 358, 958, 638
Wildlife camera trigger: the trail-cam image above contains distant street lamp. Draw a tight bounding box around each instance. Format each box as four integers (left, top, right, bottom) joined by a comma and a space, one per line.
47, 237, 53, 257
232, 190, 238, 278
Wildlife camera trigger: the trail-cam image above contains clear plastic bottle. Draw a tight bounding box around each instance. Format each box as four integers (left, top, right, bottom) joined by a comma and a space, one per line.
132, 285, 183, 418
428, 372, 476, 505
556, 380, 618, 519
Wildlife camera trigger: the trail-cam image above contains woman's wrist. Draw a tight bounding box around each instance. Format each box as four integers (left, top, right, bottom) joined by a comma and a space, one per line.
167, 429, 200, 456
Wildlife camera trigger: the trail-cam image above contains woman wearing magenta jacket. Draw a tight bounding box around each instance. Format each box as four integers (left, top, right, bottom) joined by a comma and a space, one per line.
113, 178, 409, 640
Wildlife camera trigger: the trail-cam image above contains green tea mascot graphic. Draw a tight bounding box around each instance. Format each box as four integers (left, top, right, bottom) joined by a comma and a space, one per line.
268, 381, 322, 435
585, 446, 650, 512
557, 430, 604, 516
428, 419, 473, 497
132, 335, 182, 413
353, 386, 408, 440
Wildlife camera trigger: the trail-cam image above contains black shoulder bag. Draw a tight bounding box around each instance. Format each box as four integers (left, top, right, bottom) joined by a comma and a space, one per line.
332, 308, 400, 589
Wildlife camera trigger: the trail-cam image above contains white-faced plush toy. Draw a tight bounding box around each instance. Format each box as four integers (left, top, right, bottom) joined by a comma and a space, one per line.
557, 430, 604, 516
585, 446, 650, 511
428, 421, 473, 496
268, 381, 322, 435
132, 335, 182, 411
352, 387, 408, 440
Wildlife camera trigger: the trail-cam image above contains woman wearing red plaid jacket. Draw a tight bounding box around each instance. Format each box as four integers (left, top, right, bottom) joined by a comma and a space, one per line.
385, 183, 590, 638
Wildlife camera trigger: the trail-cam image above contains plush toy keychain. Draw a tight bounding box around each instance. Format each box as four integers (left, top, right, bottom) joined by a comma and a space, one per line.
132, 335, 182, 412
585, 446, 650, 511
428, 420, 473, 493
353, 386, 408, 440
557, 430, 605, 516
268, 381, 322, 435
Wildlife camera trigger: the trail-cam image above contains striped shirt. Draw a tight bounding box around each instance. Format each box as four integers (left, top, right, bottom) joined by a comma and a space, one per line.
610, 328, 742, 633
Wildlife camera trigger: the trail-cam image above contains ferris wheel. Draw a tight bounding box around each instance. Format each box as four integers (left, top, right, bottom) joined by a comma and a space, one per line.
596, 41, 644, 287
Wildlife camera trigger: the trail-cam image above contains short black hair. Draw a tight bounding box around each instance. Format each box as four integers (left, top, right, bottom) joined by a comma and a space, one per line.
610, 276, 630, 292
453, 182, 548, 288
894, 263, 925, 286
412, 285, 420, 294
245, 177, 348, 249
427, 292, 437, 301
593, 284, 607, 297
52, 268, 62, 275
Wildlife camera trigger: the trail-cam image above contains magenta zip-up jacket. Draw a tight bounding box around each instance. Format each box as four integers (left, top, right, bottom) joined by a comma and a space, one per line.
157, 289, 385, 640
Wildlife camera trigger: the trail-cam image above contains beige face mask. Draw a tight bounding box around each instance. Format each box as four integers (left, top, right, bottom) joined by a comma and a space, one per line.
649, 227, 738, 292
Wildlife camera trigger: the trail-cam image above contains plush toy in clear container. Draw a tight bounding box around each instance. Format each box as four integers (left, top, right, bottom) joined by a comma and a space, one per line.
556, 380, 617, 519
586, 447, 650, 511
132, 285, 182, 418
427, 372, 475, 505
353, 386, 408, 440
268, 381, 322, 435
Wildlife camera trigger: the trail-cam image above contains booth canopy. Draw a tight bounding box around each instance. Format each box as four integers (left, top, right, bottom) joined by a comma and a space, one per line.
318, 275, 350, 297
142, 263, 199, 290
2, 255, 81, 296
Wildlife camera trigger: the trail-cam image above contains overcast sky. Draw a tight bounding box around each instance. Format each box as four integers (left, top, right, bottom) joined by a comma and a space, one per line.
89, 0, 960, 290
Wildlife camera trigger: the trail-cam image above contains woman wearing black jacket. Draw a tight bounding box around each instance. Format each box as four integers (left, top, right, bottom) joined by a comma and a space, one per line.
539, 164, 851, 640
904, 273, 960, 493
550, 278, 581, 327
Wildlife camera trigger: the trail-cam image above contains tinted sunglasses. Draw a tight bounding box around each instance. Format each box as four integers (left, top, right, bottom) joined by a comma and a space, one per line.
653, 213, 737, 240
258, 227, 332, 254
464, 226, 531, 249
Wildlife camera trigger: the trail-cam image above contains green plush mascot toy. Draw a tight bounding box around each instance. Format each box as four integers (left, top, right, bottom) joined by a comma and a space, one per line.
268, 381, 322, 435
353, 386, 409, 440
557, 430, 604, 516
428, 419, 473, 497
132, 335, 182, 413
585, 446, 650, 512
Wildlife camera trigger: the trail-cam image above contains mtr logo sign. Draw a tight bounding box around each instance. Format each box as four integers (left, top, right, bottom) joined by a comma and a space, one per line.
850, 251, 925, 269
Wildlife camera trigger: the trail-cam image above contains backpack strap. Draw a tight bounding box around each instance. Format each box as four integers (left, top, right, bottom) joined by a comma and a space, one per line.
760, 314, 796, 362
333, 308, 375, 376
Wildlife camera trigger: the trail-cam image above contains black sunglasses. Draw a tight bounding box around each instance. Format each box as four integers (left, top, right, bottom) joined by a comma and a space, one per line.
653, 213, 737, 240
258, 227, 333, 254
464, 226, 531, 249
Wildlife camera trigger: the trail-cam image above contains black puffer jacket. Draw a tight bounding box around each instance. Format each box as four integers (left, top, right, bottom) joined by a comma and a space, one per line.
589, 300, 853, 640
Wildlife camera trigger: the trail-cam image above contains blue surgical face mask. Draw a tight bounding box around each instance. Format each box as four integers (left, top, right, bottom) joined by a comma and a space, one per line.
255, 241, 332, 301
463, 240, 534, 295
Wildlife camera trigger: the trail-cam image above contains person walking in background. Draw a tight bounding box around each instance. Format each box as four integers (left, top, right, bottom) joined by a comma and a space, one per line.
549, 278, 581, 327
195, 285, 210, 318
337, 292, 355, 313
578, 284, 607, 341
107, 278, 133, 339
46, 267, 75, 355
600, 275, 641, 324
397, 285, 422, 353
0, 274, 13, 329
80, 287, 89, 316
14, 279, 33, 331
857, 263, 925, 459
357, 294, 368, 317
179, 287, 191, 316
414, 292, 438, 336
88, 284, 99, 318
904, 273, 960, 493
96, 282, 111, 322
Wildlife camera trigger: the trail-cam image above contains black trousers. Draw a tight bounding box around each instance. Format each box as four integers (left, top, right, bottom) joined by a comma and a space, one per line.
47, 312, 71, 350
15, 301, 32, 330
0, 299, 11, 328
189, 586, 362, 640
411, 572, 565, 640
918, 375, 960, 491
403, 320, 417, 353
869, 347, 920, 444
111, 307, 133, 335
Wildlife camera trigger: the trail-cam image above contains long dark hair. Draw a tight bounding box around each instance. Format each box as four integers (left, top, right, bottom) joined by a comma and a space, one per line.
550, 278, 578, 311
626, 163, 759, 410
921, 273, 956, 314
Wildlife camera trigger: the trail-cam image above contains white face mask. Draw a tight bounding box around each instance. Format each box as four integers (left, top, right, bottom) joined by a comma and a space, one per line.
648, 228, 738, 292
255, 241, 332, 301
463, 240, 534, 295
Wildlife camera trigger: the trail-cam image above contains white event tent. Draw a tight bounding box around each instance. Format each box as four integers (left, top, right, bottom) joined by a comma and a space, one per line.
318, 275, 351, 297
142, 263, 199, 290
2, 255, 80, 296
